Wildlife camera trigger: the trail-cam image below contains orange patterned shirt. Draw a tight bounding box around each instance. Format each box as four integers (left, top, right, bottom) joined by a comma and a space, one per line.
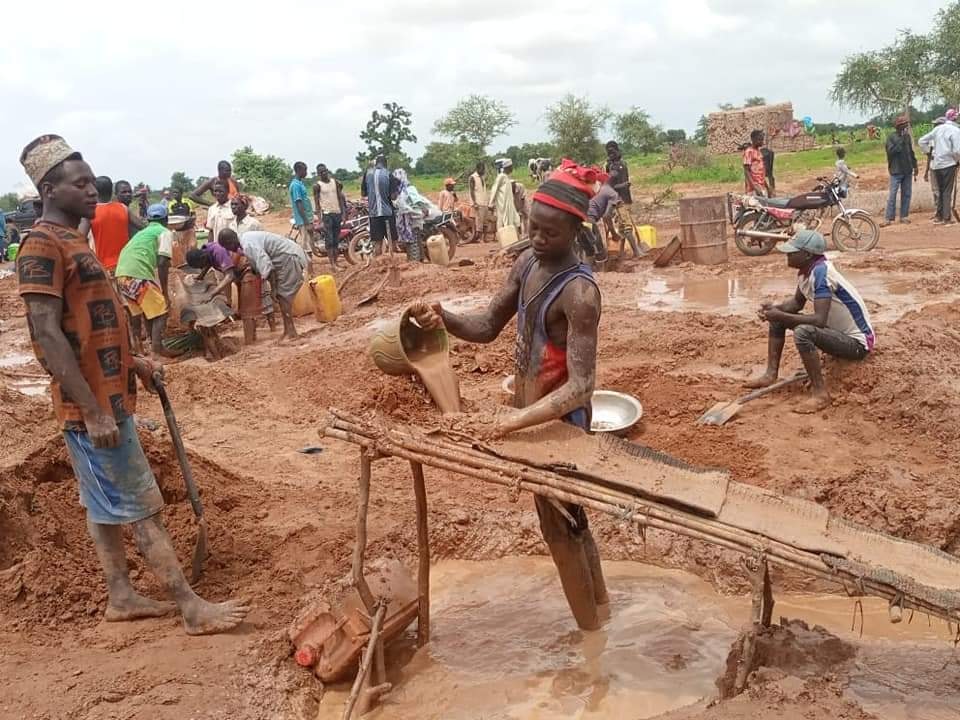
17, 222, 137, 430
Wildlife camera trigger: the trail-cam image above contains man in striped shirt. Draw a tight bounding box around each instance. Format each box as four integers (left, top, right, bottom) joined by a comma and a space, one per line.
746, 230, 874, 413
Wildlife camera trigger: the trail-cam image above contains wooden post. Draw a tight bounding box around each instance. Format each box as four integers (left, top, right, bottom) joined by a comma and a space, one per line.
352, 452, 376, 614
341, 600, 390, 720
734, 555, 773, 694
410, 461, 430, 647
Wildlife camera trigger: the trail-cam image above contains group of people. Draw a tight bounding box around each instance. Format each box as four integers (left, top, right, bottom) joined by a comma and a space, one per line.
881, 111, 960, 226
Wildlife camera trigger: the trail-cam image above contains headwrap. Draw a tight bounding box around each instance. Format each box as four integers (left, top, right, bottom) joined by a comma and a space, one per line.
392, 168, 410, 191
894, 115, 910, 128
20, 134, 80, 187
947, 108, 958, 122
531, 158, 605, 221
443, 177, 456, 186
232, 193, 252, 211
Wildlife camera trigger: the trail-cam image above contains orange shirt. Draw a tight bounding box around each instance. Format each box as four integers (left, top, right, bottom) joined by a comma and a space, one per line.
17, 222, 136, 430
90, 201, 130, 271
743, 146, 767, 192
227, 177, 239, 198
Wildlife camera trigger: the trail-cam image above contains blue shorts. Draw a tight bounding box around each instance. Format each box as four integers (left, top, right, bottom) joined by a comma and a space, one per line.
63, 415, 164, 525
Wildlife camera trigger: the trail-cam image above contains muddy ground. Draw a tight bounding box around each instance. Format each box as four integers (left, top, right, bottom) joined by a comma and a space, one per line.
3, 213, 960, 719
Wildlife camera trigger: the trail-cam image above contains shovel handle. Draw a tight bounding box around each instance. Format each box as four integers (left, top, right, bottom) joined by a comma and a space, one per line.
154, 374, 204, 520
735, 372, 808, 404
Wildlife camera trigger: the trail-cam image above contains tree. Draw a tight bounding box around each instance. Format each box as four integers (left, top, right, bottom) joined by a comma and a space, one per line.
831, 30, 935, 118
500, 142, 558, 167
693, 115, 710, 146
231, 146, 291, 188
0, 192, 18, 212
544, 94, 611, 164
433, 95, 516, 158
658, 128, 688, 145
333, 168, 361, 183
613, 107, 662, 154
717, 102, 737, 111
932, 1, 960, 102
169, 171, 195, 193
357, 102, 417, 169
414, 142, 478, 177
744, 96, 767, 107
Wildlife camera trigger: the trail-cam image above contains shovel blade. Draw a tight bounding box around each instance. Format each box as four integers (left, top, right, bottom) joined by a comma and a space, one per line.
190, 517, 209, 584
696, 401, 743, 426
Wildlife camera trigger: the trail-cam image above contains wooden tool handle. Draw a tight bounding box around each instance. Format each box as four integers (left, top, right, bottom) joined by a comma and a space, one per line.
735, 372, 807, 404
154, 374, 204, 519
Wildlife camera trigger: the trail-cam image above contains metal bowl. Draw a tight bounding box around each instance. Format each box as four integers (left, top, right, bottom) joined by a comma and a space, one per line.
500, 376, 642, 434
590, 391, 643, 434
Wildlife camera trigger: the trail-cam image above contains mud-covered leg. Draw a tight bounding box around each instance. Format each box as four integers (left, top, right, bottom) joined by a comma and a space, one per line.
87, 520, 175, 621
131, 514, 249, 635
582, 527, 610, 621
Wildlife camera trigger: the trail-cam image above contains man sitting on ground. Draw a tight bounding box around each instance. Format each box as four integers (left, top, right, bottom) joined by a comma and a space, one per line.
217, 229, 307, 341
410, 159, 609, 631
746, 229, 874, 413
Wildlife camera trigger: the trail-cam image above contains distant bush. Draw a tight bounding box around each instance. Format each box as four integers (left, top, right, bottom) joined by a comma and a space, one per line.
663, 144, 711, 173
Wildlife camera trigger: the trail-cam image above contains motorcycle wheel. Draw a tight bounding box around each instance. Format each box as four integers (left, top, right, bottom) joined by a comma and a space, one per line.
348, 230, 371, 266
734, 212, 779, 256
831, 212, 879, 252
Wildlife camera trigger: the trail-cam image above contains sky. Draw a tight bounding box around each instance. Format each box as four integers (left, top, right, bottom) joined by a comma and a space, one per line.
0, 0, 946, 194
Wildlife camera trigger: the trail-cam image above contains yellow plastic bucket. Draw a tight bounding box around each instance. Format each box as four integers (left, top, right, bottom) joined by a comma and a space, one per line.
309, 275, 341, 323
636, 225, 657, 248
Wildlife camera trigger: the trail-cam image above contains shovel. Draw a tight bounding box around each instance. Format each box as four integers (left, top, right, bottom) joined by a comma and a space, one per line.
154, 373, 208, 582
696, 372, 807, 426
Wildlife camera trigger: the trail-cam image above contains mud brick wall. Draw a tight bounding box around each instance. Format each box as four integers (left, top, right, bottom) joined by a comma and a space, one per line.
707, 102, 817, 155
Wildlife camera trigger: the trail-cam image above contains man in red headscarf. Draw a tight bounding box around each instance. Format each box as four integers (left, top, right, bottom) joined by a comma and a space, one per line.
410, 159, 608, 631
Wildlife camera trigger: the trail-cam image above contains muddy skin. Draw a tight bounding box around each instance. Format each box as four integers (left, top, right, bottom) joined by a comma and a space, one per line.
115, 514, 250, 635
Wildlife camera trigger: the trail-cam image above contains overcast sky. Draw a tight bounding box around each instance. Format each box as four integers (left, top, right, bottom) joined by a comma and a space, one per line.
0, 0, 945, 194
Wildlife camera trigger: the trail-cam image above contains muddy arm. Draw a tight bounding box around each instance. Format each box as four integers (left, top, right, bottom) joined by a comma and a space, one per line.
498, 279, 600, 435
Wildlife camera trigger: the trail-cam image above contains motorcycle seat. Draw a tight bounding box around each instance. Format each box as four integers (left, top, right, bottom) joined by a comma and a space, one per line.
758, 196, 791, 208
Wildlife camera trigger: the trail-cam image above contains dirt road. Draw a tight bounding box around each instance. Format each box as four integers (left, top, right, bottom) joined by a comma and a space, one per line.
2, 218, 960, 719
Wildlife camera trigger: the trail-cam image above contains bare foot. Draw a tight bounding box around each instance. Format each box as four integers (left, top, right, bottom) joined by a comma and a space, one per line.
181, 598, 250, 636
104, 592, 176, 622
744, 372, 778, 389
793, 393, 831, 414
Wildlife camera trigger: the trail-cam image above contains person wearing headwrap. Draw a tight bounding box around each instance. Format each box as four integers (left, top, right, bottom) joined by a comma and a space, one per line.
437, 177, 458, 213
882, 114, 918, 226
228, 194, 262, 237
16, 134, 249, 635
919, 113, 960, 224
409, 159, 609, 631
488, 159, 521, 233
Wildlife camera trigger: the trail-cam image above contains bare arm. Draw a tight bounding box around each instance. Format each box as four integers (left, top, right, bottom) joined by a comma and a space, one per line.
499, 280, 600, 435
295, 199, 308, 223
337, 181, 348, 216
768, 295, 830, 329
313, 184, 321, 213
127, 205, 147, 231
22, 294, 119, 447
189, 178, 215, 206
207, 268, 237, 298
158, 256, 170, 299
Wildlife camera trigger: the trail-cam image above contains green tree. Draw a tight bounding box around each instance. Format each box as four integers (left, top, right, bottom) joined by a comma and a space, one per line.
500, 142, 558, 167
932, 1, 960, 102
613, 107, 663, 154
169, 171, 195, 193
831, 30, 935, 118
658, 128, 688, 145
414, 142, 479, 177
544, 94, 611, 164
693, 115, 709, 146
432, 95, 516, 158
744, 96, 767, 107
333, 168, 361, 183
231, 146, 291, 188
0, 192, 18, 212
357, 102, 417, 169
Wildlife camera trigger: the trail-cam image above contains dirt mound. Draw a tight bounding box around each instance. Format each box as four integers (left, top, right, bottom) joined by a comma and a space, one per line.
0, 431, 284, 631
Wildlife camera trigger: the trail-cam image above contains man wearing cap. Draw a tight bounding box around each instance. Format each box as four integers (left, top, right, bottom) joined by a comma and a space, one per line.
437, 177, 458, 213
468, 161, 490, 243
488, 159, 521, 234
882, 116, 918, 227
16, 134, 249, 635
746, 229, 875, 413
115, 203, 179, 359
410, 159, 608, 631
919, 111, 960, 225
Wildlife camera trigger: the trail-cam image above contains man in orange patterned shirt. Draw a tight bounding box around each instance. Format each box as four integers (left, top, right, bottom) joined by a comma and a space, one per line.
17, 134, 249, 635
742, 129, 768, 196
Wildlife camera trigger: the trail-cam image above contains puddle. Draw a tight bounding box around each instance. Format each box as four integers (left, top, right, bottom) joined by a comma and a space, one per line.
316, 558, 960, 720
636, 269, 934, 324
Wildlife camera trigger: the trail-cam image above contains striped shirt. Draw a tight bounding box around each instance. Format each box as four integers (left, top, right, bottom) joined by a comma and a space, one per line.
798, 258, 875, 351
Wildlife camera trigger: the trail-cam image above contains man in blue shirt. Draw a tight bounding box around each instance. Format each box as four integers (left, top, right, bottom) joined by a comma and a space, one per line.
364, 155, 398, 252
289, 161, 315, 269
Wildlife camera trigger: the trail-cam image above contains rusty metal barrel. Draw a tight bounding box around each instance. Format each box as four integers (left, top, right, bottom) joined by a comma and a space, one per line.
679, 196, 728, 265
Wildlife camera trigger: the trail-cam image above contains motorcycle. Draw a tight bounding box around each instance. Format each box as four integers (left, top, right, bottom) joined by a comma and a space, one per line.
728, 177, 879, 256
349, 206, 460, 264
308, 200, 370, 265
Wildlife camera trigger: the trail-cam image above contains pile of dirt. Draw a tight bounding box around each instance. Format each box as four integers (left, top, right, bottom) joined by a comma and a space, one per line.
0, 431, 286, 631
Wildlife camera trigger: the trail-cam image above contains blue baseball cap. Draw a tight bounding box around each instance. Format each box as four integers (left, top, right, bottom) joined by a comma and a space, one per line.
146, 203, 168, 220
776, 229, 826, 255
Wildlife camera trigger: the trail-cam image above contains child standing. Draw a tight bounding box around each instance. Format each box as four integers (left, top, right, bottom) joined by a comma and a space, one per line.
835, 147, 858, 196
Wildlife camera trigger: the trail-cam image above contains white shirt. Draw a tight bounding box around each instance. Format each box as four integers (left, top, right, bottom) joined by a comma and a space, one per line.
797, 258, 875, 350
229, 215, 262, 237
315, 179, 341, 215
240, 231, 308, 278
205, 202, 235, 245
157, 229, 174, 259
919, 122, 960, 170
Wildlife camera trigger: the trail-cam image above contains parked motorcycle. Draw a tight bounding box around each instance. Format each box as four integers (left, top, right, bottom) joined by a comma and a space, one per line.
308, 200, 370, 265
728, 177, 879, 256
349, 206, 460, 264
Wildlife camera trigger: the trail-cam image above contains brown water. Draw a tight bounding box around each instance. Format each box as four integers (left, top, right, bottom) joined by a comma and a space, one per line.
409, 351, 462, 414
315, 558, 960, 720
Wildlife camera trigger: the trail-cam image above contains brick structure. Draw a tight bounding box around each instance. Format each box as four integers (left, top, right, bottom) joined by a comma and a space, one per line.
707, 102, 817, 156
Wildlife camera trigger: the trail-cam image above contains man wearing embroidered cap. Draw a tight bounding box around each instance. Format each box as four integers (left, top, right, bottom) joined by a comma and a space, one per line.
410, 159, 609, 631
15, 134, 249, 635
746, 229, 875, 413
882, 115, 918, 227
115, 203, 180, 359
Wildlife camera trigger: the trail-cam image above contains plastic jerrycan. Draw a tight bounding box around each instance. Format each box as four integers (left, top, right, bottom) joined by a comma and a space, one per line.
309, 274, 342, 322
425, 234, 450, 266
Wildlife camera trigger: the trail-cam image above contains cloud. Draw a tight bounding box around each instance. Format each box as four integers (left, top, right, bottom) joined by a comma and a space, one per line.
0, 0, 946, 190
